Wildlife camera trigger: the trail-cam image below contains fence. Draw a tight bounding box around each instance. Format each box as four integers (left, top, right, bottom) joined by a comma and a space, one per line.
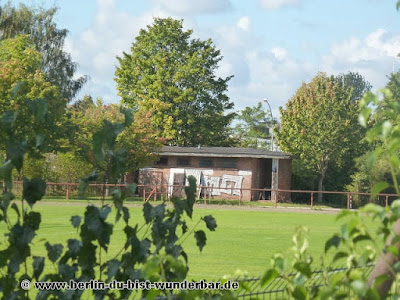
151, 265, 374, 300
232, 264, 375, 299
5, 181, 400, 210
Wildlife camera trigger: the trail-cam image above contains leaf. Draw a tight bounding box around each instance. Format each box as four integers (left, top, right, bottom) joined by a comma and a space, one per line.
150, 204, 165, 220
11, 202, 20, 222
100, 206, 111, 220
353, 234, 372, 244
1, 160, 14, 191
194, 230, 206, 252
293, 286, 307, 300
372, 181, 390, 199
6, 141, 27, 173
350, 280, 367, 297
81, 205, 113, 251
358, 107, 371, 127
121, 107, 134, 127
25, 211, 41, 230
70, 215, 82, 228
293, 262, 312, 278
325, 235, 341, 252
1, 111, 18, 133
202, 215, 217, 231
122, 207, 130, 224
143, 202, 152, 224
32, 256, 44, 280
106, 259, 121, 281
387, 245, 399, 257
261, 269, 278, 285
126, 183, 137, 196
0, 192, 14, 216
27, 98, 48, 124
45, 242, 63, 263
23, 177, 46, 207
59, 263, 77, 281
333, 251, 349, 263
67, 239, 82, 258
35, 134, 45, 148
79, 171, 98, 195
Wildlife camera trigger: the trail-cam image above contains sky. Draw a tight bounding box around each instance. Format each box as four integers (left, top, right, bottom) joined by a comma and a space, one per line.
12, 0, 400, 117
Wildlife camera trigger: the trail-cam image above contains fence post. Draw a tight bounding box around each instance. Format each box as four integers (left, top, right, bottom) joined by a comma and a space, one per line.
311, 192, 314, 209
143, 186, 145, 202
347, 194, 350, 209
350, 194, 353, 209
275, 190, 277, 208
66, 185, 69, 201
386, 195, 389, 208
154, 186, 157, 201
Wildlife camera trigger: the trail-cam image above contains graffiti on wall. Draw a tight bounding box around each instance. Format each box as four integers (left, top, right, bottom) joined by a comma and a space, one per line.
167, 168, 246, 196
203, 174, 243, 196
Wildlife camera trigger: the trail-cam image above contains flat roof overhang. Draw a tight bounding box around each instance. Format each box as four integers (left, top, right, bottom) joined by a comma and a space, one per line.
158, 146, 291, 160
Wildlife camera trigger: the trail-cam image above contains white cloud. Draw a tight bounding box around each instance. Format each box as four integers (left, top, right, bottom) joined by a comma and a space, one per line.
321, 29, 400, 88
150, 0, 232, 14
67, 0, 175, 103
270, 47, 288, 60
237, 17, 251, 32
259, 0, 300, 10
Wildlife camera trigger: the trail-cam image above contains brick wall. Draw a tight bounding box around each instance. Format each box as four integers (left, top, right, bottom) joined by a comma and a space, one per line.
278, 159, 292, 201
138, 155, 291, 202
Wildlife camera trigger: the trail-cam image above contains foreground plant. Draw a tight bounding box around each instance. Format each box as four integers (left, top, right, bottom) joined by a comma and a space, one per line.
0, 94, 224, 299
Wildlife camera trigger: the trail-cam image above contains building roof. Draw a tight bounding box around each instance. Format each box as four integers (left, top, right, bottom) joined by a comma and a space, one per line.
160, 146, 291, 159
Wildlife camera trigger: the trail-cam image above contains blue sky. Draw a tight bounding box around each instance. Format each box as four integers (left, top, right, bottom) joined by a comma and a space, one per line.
13, 0, 400, 116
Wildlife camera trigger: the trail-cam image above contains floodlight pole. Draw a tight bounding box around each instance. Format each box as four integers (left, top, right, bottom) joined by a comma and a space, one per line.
263, 99, 274, 151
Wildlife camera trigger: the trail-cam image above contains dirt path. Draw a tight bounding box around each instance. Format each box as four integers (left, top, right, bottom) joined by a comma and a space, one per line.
36, 201, 342, 214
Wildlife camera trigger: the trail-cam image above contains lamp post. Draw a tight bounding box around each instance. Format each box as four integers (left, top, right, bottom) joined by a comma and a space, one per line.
263, 99, 274, 151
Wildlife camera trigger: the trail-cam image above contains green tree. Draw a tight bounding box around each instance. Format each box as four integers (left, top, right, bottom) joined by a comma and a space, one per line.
234, 101, 277, 148
69, 96, 162, 181
333, 71, 372, 102
0, 2, 87, 101
348, 71, 400, 198
0, 35, 65, 154
276, 72, 365, 202
115, 17, 235, 146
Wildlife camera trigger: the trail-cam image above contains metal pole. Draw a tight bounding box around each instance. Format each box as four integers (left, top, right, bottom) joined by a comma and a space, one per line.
263, 99, 274, 151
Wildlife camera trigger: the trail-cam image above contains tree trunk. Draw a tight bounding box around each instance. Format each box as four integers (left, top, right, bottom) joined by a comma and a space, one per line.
317, 160, 328, 203
317, 175, 324, 203
368, 218, 400, 297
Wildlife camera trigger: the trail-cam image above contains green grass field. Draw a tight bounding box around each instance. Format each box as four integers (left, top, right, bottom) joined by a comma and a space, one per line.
1, 201, 379, 281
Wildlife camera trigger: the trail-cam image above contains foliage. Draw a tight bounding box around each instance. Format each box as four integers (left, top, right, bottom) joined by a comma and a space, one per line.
276, 72, 366, 202
0, 35, 67, 154
263, 84, 400, 299
69, 96, 163, 180
115, 17, 235, 147
0, 99, 224, 299
14, 152, 92, 183
333, 71, 372, 102
0, 1, 87, 101
348, 72, 400, 200
234, 101, 277, 148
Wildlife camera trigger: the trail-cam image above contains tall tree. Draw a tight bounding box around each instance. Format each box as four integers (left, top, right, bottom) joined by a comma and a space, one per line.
0, 2, 87, 101
276, 72, 365, 202
234, 101, 276, 148
115, 17, 235, 146
0, 35, 64, 153
333, 71, 372, 102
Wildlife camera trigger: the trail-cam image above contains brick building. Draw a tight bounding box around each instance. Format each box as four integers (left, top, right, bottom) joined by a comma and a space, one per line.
139, 146, 292, 201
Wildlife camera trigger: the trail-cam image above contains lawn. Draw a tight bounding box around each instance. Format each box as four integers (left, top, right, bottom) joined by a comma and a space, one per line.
1, 201, 379, 280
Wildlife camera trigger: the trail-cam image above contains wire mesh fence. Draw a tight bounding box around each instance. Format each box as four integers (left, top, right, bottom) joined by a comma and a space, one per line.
233, 264, 374, 299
